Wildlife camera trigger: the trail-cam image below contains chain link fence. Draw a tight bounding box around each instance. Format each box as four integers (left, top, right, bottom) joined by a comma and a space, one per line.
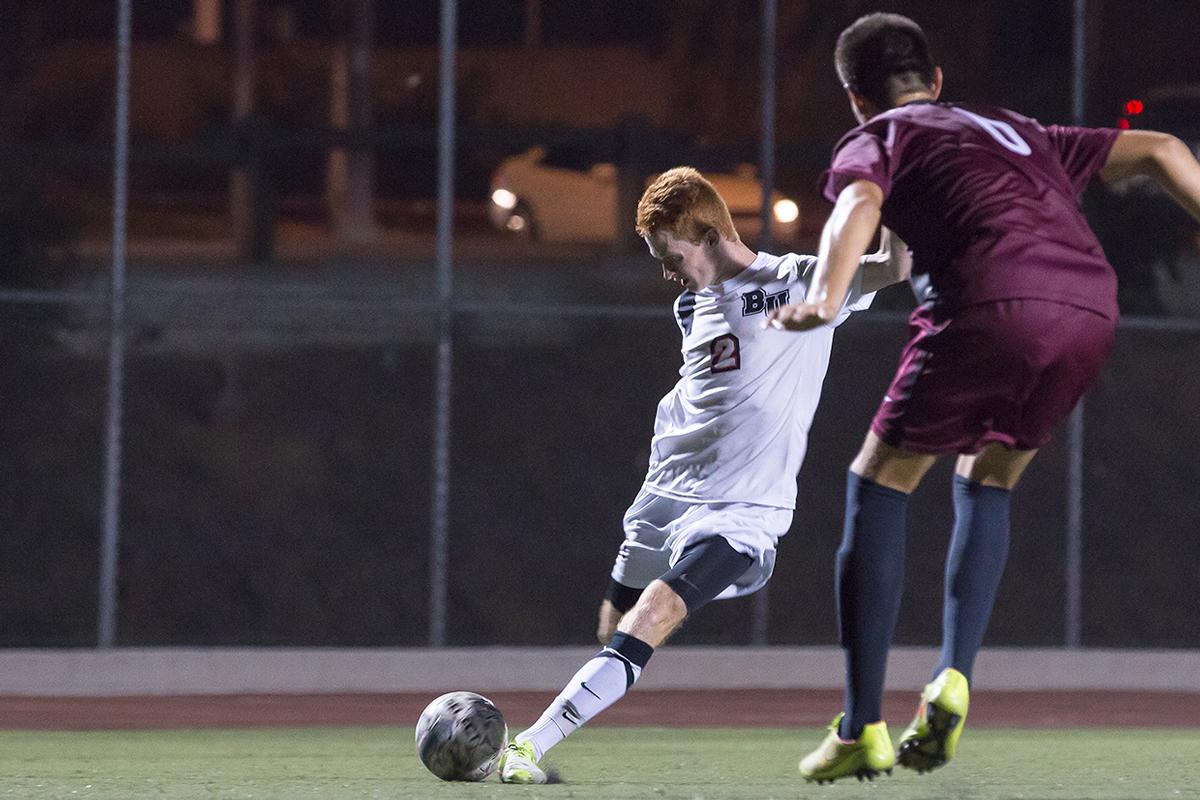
2, 0, 1198, 650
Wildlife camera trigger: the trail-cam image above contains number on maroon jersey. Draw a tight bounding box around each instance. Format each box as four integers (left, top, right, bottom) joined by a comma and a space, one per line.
951, 107, 1032, 156
710, 333, 741, 373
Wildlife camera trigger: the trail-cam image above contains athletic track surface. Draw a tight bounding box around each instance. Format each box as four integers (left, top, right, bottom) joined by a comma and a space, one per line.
1, 690, 1197, 730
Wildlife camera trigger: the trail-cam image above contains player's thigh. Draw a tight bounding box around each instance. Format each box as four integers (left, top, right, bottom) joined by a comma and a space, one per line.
666, 502, 791, 601
659, 536, 754, 615
955, 443, 1039, 489
612, 488, 680, 589
851, 431, 938, 493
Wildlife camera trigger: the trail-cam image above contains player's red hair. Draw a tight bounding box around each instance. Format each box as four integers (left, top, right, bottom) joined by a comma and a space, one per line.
635, 167, 739, 243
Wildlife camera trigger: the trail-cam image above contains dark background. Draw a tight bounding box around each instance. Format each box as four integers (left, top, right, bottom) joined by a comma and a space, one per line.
1, 0, 1198, 647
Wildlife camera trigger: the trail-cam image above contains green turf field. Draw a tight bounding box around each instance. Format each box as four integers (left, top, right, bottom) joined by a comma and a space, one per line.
1, 727, 1197, 800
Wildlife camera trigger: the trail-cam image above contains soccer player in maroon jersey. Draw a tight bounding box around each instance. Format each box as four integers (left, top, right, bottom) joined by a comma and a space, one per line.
767, 12, 1200, 784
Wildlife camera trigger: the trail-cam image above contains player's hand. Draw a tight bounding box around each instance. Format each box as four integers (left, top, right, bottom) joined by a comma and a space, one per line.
596, 599, 621, 645
765, 301, 837, 331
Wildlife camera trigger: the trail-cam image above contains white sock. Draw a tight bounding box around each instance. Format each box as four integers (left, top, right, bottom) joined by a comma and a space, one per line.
516, 646, 645, 759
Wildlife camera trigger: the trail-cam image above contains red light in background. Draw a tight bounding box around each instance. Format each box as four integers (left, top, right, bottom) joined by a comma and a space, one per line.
1117, 118, 1131, 129
1124, 99, 1144, 115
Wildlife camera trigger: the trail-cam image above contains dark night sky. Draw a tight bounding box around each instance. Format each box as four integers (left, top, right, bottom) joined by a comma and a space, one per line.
29, 0, 1200, 126
43, 0, 671, 45
36, 1, 1200, 76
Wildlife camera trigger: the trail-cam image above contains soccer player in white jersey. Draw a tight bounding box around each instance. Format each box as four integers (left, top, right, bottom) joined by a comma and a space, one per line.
498, 167, 911, 784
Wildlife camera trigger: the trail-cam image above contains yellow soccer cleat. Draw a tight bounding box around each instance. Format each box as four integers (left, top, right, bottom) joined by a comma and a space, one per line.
498, 739, 548, 784
799, 713, 895, 784
897, 667, 970, 773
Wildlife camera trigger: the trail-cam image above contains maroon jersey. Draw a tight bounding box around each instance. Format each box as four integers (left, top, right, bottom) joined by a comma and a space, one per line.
822, 102, 1121, 318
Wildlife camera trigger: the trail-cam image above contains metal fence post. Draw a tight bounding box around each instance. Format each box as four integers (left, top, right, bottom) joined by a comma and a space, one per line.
98, 0, 133, 649
429, 0, 458, 647
751, 0, 778, 646
1064, 0, 1088, 649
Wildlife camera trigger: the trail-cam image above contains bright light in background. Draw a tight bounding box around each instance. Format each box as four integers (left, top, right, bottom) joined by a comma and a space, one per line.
772, 198, 799, 224
491, 188, 518, 210
505, 214, 527, 232
1117, 118, 1131, 130
1124, 99, 1144, 115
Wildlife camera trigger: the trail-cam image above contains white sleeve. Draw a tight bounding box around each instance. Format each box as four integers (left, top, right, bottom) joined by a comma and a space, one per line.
833, 267, 876, 326
786, 253, 874, 325
787, 253, 818, 288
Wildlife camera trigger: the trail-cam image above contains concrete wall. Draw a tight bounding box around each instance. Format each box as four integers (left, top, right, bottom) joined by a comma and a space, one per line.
1, 647, 1197, 696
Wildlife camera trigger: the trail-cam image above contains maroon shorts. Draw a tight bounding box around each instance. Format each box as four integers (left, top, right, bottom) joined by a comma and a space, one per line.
871, 299, 1116, 455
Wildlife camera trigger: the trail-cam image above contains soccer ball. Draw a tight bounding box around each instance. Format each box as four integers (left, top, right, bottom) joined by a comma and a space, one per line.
415, 691, 508, 781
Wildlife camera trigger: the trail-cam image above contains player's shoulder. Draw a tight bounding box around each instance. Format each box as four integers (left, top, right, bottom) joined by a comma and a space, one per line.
948, 102, 1046, 130
872, 101, 1040, 131
750, 251, 815, 287
832, 102, 943, 150
673, 289, 699, 315
673, 289, 698, 334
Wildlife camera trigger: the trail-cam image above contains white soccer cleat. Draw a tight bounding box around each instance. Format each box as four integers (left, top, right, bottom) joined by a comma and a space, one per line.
499, 739, 547, 784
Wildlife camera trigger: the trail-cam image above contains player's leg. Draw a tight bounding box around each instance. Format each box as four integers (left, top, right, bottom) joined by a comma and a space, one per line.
839, 432, 936, 740
500, 488, 669, 782
933, 298, 1114, 686
803, 303, 993, 783
896, 444, 1038, 773
799, 432, 936, 783
831, 302, 1028, 746
502, 534, 751, 783
595, 488, 672, 644
938, 444, 1038, 679
898, 300, 1114, 774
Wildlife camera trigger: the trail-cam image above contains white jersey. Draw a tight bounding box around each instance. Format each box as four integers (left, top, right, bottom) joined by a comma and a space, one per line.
643, 251, 873, 509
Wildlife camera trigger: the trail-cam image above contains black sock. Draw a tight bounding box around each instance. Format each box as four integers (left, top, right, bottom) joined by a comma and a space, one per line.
608, 631, 654, 670
936, 475, 1011, 683
837, 471, 909, 740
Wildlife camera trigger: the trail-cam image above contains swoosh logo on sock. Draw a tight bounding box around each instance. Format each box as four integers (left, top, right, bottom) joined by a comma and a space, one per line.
580, 681, 601, 700
560, 699, 583, 725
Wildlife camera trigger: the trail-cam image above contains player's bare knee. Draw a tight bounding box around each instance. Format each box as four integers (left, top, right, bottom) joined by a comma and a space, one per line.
641, 581, 689, 626
624, 581, 688, 633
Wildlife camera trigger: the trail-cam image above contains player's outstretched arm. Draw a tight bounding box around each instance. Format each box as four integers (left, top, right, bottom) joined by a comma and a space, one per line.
1100, 131, 1200, 223
767, 179, 883, 331
858, 225, 912, 293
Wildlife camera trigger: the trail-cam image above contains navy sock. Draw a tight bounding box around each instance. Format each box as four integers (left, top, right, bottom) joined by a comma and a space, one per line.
935, 475, 1011, 683
837, 471, 910, 740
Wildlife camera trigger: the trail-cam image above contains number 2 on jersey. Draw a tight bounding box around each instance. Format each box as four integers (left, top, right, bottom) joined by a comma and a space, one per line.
710, 333, 741, 373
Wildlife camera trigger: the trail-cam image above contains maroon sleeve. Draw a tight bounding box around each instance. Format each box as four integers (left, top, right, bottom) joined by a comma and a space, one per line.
820, 129, 894, 203
1045, 125, 1121, 194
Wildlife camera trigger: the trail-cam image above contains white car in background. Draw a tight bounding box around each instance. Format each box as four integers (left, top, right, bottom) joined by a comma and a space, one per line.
489, 146, 801, 244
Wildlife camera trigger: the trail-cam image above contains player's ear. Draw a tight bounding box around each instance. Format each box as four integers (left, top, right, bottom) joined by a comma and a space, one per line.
930, 67, 944, 100
703, 227, 719, 247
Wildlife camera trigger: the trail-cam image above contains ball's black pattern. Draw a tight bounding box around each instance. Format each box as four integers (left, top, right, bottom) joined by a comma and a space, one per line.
415, 692, 508, 781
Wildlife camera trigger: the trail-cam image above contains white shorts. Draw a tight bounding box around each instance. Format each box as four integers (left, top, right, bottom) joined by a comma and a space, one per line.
610, 485, 793, 601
